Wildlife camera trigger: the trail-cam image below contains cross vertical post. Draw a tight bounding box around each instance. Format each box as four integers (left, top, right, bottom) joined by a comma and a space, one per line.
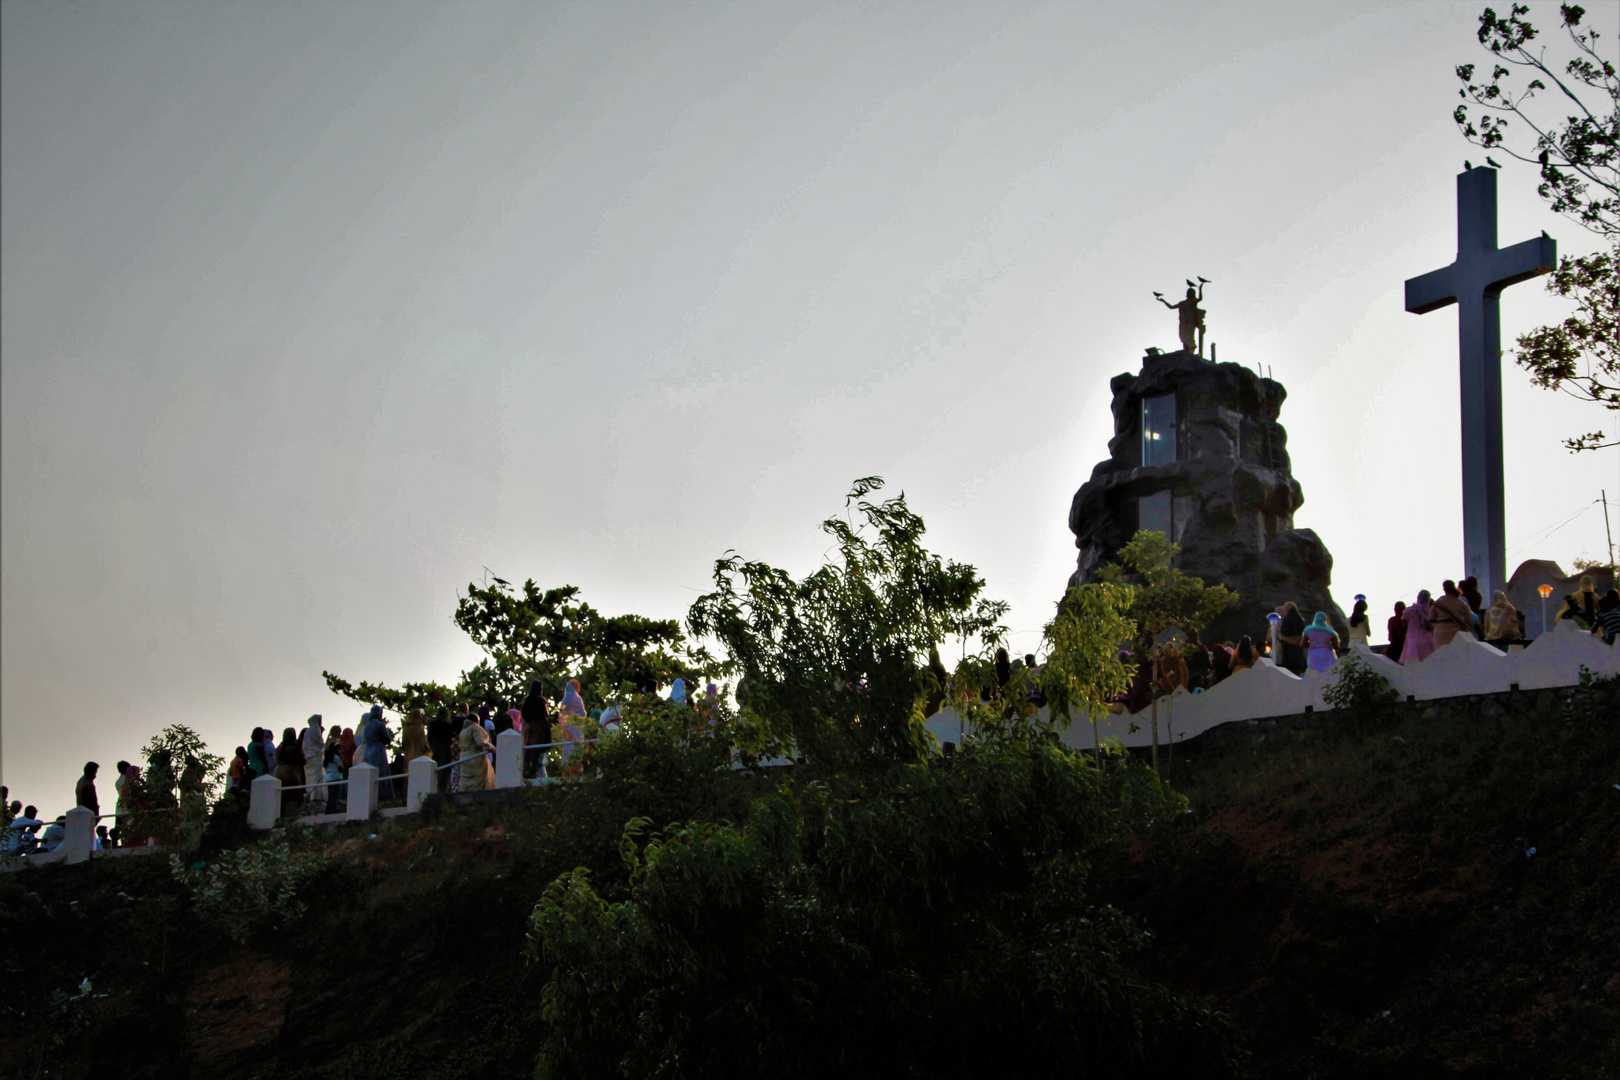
1404, 167, 1555, 598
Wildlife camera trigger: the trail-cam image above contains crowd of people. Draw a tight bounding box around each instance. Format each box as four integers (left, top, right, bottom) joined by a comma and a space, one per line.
219, 676, 721, 818
1, 675, 732, 855
1106, 574, 1620, 716
7, 578, 1614, 852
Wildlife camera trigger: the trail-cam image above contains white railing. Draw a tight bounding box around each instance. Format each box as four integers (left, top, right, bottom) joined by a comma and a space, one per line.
248, 729, 602, 830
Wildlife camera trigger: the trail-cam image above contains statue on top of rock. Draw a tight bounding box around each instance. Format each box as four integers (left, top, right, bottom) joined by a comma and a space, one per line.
1154, 277, 1210, 357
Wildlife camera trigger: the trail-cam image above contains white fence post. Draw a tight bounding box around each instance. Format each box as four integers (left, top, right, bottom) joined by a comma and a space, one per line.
63, 806, 95, 864
248, 774, 282, 830
495, 729, 522, 789
347, 763, 378, 820
406, 756, 435, 810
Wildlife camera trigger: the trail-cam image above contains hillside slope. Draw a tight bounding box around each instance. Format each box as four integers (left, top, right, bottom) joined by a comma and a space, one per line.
4, 676, 1615, 1079
1099, 676, 1620, 1078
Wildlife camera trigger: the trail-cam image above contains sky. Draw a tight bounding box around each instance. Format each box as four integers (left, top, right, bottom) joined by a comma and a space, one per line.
3, 1, 1615, 808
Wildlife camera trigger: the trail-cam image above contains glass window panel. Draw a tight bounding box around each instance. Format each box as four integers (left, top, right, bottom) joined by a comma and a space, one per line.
1142, 394, 1177, 466
1138, 491, 1172, 538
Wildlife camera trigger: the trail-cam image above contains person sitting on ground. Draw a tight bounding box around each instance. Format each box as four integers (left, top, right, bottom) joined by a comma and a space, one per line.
1347, 596, 1370, 649
96, 825, 112, 850
1596, 589, 1620, 645
1304, 612, 1340, 673
4, 805, 42, 856
1277, 603, 1308, 674
1482, 591, 1521, 647
41, 816, 66, 853
274, 727, 306, 819
75, 762, 100, 819
1401, 592, 1436, 664
1230, 636, 1257, 673
458, 713, 495, 792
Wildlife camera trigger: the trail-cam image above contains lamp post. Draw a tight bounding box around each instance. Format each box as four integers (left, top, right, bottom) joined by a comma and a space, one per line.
1538, 583, 1554, 637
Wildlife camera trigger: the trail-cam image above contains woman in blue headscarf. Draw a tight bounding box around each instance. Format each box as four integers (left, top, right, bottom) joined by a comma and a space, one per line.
1304, 612, 1340, 673
361, 705, 395, 797
669, 678, 687, 706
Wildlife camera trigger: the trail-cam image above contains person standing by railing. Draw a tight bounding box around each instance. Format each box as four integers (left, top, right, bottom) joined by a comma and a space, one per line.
361, 706, 395, 801
458, 713, 494, 791
301, 716, 326, 807
275, 728, 306, 819
323, 745, 346, 814
520, 682, 550, 780
75, 762, 100, 820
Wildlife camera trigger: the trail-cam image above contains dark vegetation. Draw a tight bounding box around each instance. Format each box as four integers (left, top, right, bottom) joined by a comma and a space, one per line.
1102, 673, 1620, 1079
5, 675, 1615, 1079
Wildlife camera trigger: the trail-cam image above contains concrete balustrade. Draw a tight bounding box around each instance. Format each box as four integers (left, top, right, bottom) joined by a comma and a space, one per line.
495, 729, 523, 789
347, 763, 378, 821
248, 774, 281, 830
63, 806, 95, 865
406, 756, 436, 810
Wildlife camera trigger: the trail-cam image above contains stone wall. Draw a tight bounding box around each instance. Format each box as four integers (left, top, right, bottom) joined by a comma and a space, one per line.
1066, 348, 1345, 644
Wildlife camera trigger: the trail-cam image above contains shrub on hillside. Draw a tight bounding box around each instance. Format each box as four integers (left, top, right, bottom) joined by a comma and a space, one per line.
527, 740, 1237, 1079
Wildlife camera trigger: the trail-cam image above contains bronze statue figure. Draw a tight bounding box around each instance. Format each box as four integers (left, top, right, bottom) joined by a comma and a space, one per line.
1154, 277, 1209, 356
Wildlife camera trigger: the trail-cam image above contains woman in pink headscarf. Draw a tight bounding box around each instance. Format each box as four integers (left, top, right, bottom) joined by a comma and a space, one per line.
1400, 590, 1437, 665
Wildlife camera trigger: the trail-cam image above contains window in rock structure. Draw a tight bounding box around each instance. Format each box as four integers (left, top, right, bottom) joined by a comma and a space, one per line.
1141, 394, 1177, 467
1139, 491, 1172, 538
1139, 491, 1196, 544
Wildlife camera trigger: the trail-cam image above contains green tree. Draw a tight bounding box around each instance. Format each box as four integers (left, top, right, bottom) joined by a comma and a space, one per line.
1512, 248, 1618, 450
1454, 3, 1619, 450
1041, 582, 1139, 761
527, 742, 1236, 1080
324, 581, 701, 715
1099, 531, 1237, 773
686, 477, 1008, 771
137, 724, 226, 848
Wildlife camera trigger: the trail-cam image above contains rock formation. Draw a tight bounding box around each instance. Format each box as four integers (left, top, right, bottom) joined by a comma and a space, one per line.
1067, 348, 1345, 645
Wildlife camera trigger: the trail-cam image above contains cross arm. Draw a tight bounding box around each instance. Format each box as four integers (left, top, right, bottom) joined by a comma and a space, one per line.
1405, 264, 1457, 314
1482, 234, 1557, 293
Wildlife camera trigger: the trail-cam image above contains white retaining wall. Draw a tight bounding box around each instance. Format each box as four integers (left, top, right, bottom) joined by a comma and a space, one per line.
924, 620, 1618, 752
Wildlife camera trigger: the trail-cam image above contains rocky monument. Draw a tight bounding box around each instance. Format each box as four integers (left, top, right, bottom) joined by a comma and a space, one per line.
1066, 295, 1345, 645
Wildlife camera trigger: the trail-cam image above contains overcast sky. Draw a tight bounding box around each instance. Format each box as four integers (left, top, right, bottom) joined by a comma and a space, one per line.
4, 1, 1614, 807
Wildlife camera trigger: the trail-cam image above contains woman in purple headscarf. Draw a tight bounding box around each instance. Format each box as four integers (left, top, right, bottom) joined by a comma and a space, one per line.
1400, 591, 1436, 665
557, 680, 586, 777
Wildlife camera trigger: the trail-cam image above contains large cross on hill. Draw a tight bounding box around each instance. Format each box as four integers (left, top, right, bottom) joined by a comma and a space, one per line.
1404, 166, 1556, 599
